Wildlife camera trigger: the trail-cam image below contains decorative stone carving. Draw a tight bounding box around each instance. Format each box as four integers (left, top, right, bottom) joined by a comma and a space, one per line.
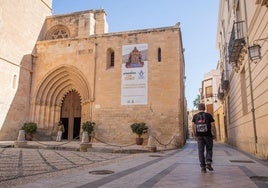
45, 25, 70, 40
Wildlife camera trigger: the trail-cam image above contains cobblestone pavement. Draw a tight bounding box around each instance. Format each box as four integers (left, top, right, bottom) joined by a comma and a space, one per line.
0, 147, 129, 186
0, 140, 268, 188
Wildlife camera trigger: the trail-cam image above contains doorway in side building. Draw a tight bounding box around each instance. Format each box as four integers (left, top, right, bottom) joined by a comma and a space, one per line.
60, 90, 81, 140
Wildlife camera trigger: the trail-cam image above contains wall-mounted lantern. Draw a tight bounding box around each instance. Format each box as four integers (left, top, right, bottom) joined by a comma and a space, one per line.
248, 44, 261, 61
248, 37, 268, 62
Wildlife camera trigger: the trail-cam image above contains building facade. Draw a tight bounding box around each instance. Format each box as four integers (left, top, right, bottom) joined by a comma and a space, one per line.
216, 0, 268, 158
0, 0, 52, 140
0, 3, 186, 147
199, 69, 226, 142
199, 69, 221, 115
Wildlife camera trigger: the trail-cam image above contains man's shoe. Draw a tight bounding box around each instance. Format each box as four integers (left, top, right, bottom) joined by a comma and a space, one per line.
206, 163, 214, 171
201, 167, 207, 173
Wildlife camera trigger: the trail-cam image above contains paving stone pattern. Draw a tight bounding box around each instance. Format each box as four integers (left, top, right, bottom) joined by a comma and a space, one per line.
0, 148, 127, 182
0, 141, 268, 188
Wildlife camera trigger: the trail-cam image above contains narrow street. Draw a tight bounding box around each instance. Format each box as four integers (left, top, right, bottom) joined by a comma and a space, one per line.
0, 140, 267, 187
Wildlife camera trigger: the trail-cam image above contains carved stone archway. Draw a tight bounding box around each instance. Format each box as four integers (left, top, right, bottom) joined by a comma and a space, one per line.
31, 65, 91, 139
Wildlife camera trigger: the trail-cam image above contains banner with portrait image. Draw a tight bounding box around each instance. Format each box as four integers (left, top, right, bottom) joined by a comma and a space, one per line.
121, 44, 148, 105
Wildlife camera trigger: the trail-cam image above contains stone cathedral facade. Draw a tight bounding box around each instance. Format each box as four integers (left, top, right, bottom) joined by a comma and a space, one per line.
0, 1, 186, 146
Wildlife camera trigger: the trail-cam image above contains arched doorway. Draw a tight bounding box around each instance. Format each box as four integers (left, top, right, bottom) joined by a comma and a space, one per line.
60, 90, 81, 140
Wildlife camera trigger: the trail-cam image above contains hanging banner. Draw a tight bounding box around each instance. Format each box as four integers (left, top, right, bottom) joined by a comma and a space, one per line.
121, 44, 148, 105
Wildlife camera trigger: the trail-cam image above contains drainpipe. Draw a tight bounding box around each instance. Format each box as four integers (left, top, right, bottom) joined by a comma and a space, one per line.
247, 49, 258, 154
243, 0, 258, 154
30, 54, 35, 120
90, 42, 98, 120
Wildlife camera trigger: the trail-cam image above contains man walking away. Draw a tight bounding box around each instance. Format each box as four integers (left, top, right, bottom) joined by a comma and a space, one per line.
192, 103, 216, 173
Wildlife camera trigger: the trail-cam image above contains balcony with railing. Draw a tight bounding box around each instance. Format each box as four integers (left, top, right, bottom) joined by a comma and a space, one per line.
228, 21, 246, 69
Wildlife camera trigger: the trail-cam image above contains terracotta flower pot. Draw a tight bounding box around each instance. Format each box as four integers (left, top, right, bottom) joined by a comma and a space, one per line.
25, 133, 33, 141
136, 137, 144, 145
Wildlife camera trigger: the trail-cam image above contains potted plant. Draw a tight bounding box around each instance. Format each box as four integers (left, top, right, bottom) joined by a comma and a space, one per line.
80, 121, 95, 152
81, 121, 95, 142
21, 122, 37, 141
130, 122, 148, 145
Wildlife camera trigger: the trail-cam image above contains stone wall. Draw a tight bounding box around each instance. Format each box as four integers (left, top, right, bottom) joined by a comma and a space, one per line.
0, 0, 52, 140
32, 23, 185, 145
217, 0, 268, 159
42, 9, 107, 40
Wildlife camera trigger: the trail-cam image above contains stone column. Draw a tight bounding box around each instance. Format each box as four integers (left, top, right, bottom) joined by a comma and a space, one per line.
147, 133, 157, 152
80, 131, 92, 152
14, 130, 27, 148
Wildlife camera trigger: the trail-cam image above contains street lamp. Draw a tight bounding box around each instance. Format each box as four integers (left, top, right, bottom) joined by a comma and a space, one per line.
248, 37, 268, 62
248, 44, 261, 61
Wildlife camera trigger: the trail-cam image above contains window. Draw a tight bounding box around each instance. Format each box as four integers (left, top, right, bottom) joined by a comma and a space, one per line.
227, 0, 230, 12
110, 52, 115, 67
205, 86, 213, 98
158, 48, 162, 62
107, 48, 115, 69
235, 1, 242, 22
50, 29, 68, 39
45, 25, 70, 40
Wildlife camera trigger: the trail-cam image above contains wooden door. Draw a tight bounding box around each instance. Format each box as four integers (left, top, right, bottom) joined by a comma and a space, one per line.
61, 91, 81, 140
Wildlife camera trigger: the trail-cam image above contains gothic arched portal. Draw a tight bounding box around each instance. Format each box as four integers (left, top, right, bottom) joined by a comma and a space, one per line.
31, 65, 91, 140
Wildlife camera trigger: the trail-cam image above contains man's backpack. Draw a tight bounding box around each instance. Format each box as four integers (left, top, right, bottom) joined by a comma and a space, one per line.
195, 113, 208, 133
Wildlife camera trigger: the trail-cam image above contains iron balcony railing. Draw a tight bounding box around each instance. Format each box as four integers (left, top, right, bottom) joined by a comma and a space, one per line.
228, 21, 246, 64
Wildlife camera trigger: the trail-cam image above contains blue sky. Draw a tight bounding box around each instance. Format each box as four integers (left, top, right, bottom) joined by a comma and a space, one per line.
53, 0, 219, 109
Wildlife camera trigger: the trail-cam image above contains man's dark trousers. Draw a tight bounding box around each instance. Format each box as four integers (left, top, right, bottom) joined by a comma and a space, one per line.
197, 136, 213, 167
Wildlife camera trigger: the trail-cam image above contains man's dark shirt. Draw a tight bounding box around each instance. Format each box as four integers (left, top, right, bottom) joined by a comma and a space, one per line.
192, 112, 215, 137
